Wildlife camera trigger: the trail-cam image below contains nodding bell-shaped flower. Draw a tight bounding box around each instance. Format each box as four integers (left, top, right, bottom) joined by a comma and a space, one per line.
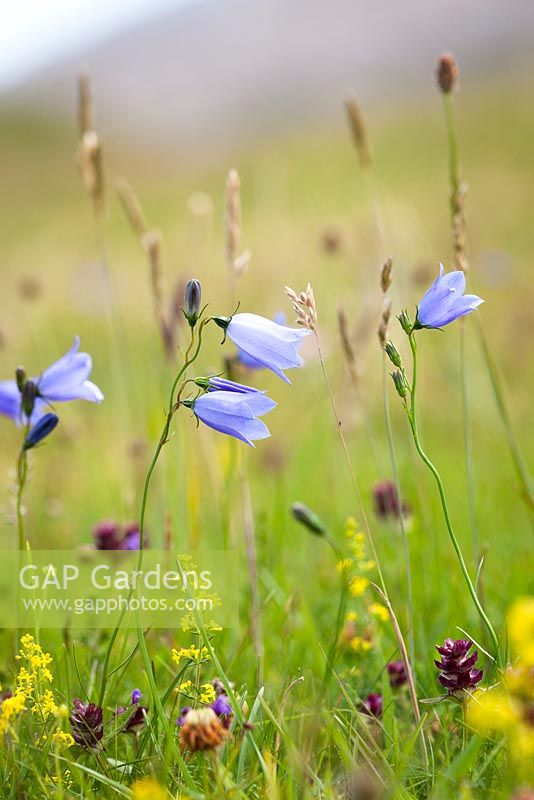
0, 337, 103, 425
183, 383, 276, 446
416, 264, 483, 329
213, 312, 309, 383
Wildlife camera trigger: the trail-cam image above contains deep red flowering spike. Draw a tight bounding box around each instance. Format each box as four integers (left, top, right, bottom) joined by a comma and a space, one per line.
435, 638, 483, 694
387, 660, 408, 688
69, 699, 104, 747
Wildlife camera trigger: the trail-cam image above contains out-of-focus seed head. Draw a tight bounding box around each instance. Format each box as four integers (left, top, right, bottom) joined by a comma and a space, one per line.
179, 707, 228, 752
183, 279, 202, 327
380, 257, 393, 294
436, 53, 459, 94
290, 502, 327, 537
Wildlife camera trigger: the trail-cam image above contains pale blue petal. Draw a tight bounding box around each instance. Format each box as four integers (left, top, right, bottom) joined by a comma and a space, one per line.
0, 381, 21, 422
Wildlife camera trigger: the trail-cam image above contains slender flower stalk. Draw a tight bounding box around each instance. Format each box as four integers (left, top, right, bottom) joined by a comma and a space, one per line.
436, 53, 533, 519
402, 331, 501, 667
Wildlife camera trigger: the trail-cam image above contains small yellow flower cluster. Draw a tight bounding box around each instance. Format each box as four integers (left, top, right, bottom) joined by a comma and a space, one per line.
0, 634, 58, 738
171, 644, 210, 667
199, 683, 216, 704
132, 777, 170, 799
468, 597, 534, 781
337, 518, 376, 599
337, 519, 389, 660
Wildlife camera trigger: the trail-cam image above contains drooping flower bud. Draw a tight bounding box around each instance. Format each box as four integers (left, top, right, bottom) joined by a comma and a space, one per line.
391, 370, 409, 399
21, 380, 38, 419
23, 413, 59, 450
15, 367, 26, 392
384, 341, 402, 368
290, 502, 327, 537
183, 279, 202, 327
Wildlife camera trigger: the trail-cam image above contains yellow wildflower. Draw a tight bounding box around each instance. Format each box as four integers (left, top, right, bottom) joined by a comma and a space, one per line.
508, 597, 534, 667
132, 777, 169, 800
369, 602, 389, 622
336, 558, 353, 574
51, 731, 75, 749
171, 645, 210, 666
349, 576, 369, 597
350, 636, 372, 654
199, 683, 216, 704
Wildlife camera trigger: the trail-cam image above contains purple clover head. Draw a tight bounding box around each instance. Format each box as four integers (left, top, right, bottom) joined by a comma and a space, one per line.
361, 693, 383, 718
69, 699, 104, 747
214, 312, 309, 383
372, 480, 410, 522
0, 337, 103, 426
416, 264, 483, 329
184, 388, 276, 447
93, 520, 123, 550
435, 638, 483, 694
387, 660, 408, 689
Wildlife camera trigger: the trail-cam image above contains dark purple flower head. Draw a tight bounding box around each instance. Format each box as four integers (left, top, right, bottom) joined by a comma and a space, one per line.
93, 520, 123, 550
435, 638, 483, 694
373, 480, 410, 522
387, 660, 408, 689
70, 699, 104, 747
92, 520, 147, 550
361, 693, 383, 718
131, 688, 142, 705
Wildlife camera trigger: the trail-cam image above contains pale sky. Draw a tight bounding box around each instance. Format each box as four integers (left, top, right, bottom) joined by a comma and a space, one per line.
0, 0, 200, 88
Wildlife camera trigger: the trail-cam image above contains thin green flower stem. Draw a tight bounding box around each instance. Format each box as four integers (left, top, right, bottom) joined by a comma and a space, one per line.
443, 92, 482, 575
381, 351, 415, 673
136, 319, 208, 573
16, 423, 31, 550
406, 333, 501, 667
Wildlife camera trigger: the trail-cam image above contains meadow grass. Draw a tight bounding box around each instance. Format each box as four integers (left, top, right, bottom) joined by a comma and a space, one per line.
0, 67, 532, 798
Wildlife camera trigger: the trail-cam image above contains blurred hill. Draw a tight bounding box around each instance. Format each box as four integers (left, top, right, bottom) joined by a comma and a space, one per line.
2, 0, 534, 155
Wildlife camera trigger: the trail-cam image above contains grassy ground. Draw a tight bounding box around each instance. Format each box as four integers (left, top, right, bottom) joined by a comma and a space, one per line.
0, 68, 532, 798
